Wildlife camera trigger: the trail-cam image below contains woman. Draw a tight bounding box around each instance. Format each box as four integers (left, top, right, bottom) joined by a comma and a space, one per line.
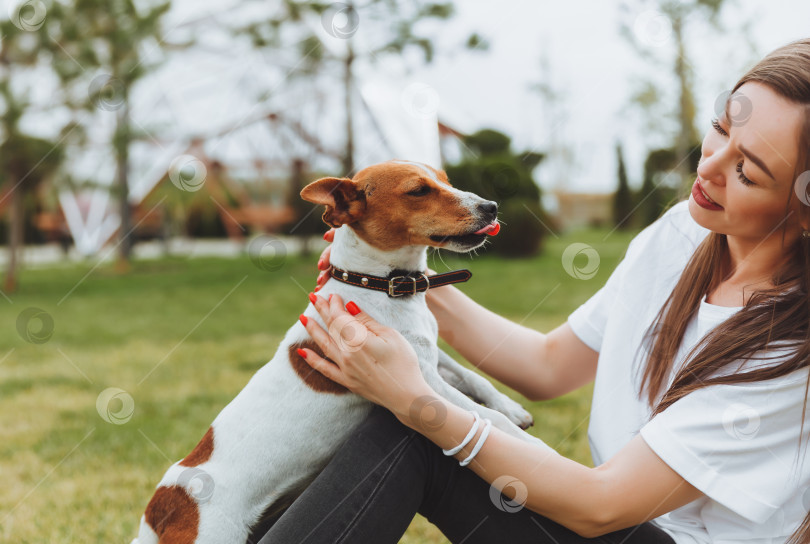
258, 38, 810, 543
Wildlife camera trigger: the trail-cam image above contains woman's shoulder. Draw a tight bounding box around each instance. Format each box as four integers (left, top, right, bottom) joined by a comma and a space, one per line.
625, 200, 709, 260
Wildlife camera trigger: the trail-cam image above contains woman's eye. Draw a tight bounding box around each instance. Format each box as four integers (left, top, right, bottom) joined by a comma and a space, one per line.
711, 117, 728, 137
407, 186, 431, 197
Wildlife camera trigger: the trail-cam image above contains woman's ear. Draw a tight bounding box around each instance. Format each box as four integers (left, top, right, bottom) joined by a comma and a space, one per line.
300, 177, 366, 228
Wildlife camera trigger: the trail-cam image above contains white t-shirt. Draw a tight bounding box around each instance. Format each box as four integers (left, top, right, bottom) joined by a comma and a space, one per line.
567, 200, 810, 543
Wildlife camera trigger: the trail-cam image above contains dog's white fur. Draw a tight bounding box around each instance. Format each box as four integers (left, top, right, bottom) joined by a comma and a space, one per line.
133, 182, 540, 544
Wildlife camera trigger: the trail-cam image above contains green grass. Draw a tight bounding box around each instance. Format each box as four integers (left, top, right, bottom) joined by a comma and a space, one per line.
0, 227, 637, 543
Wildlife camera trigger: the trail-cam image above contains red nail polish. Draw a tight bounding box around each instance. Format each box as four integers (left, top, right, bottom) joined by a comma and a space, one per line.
308, 292, 317, 304
314, 285, 321, 292
317, 259, 324, 269
323, 232, 329, 241
296, 348, 307, 359
346, 301, 361, 316
328, 294, 333, 301
299, 315, 308, 326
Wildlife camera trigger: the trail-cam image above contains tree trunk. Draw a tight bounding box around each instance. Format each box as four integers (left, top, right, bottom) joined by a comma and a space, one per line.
4, 178, 22, 293
115, 97, 132, 271
342, 41, 355, 176
673, 14, 694, 188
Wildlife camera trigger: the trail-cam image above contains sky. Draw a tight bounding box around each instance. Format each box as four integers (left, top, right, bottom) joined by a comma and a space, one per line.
400, 0, 810, 193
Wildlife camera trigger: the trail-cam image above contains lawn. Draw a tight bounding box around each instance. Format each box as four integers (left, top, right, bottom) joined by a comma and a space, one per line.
0, 227, 637, 543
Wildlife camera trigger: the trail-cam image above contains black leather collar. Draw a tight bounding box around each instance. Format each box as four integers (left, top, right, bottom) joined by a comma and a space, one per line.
329, 265, 472, 297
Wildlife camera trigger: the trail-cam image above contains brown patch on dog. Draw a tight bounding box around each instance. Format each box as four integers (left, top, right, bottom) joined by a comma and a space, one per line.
144, 485, 199, 544
288, 340, 349, 395
179, 426, 214, 467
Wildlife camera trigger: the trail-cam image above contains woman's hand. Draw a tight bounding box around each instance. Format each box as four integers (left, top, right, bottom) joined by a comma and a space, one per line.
299, 292, 434, 416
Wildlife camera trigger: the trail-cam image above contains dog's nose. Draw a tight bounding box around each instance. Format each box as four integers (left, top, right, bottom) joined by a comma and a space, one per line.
477, 201, 498, 216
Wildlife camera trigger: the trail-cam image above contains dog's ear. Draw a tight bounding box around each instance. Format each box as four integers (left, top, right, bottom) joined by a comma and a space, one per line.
300, 177, 366, 228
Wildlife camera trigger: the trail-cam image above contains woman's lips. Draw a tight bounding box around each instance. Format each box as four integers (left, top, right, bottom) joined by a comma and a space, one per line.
691, 178, 723, 211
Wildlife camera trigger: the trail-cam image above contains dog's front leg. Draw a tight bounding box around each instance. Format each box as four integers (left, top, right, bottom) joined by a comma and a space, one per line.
436, 348, 534, 430
419, 365, 549, 449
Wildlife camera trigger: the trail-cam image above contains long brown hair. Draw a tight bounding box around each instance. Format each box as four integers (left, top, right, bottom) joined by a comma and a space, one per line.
637, 38, 810, 543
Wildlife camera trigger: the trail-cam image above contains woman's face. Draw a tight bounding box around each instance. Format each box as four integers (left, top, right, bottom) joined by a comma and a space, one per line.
690, 81, 806, 243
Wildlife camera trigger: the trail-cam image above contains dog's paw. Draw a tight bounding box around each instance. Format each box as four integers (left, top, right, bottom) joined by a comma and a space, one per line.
489, 397, 534, 430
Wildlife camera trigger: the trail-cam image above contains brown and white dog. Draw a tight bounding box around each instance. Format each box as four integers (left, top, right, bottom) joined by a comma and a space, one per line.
132, 160, 541, 544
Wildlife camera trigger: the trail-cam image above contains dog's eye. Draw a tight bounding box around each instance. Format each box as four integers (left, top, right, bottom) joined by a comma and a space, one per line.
407, 185, 431, 197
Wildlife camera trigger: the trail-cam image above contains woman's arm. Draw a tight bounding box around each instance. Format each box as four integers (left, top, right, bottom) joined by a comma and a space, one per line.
427, 284, 598, 401
314, 231, 598, 401
393, 390, 702, 538
299, 294, 702, 538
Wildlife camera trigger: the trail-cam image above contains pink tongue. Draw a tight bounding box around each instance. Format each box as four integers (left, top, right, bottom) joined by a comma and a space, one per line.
474, 221, 500, 236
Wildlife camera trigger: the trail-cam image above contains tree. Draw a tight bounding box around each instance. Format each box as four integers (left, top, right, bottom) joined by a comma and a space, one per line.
444, 129, 548, 257
0, 1, 78, 292
619, 0, 730, 193
240, 0, 484, 175
613, 142, 633, 230
51, 0, 171, 269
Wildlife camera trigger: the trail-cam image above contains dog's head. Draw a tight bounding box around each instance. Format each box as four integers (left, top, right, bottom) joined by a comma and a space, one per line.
300, 160, 499, 252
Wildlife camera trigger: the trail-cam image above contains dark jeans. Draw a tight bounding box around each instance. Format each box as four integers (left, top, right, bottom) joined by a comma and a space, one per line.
257, 405, 676, 544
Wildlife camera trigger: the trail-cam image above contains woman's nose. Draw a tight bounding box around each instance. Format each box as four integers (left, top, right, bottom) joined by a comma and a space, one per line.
696, 153, 726, 187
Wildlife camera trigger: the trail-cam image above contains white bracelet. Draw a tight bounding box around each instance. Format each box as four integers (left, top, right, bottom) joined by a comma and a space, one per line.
459, 418, 492, 467
442, 411, 480, 456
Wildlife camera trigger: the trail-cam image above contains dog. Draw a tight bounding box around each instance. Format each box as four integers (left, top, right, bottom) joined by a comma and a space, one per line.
132, 159, 540, 544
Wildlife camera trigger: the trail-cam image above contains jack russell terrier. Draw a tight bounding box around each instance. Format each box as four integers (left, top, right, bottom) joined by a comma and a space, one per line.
132, 159, 540, 544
